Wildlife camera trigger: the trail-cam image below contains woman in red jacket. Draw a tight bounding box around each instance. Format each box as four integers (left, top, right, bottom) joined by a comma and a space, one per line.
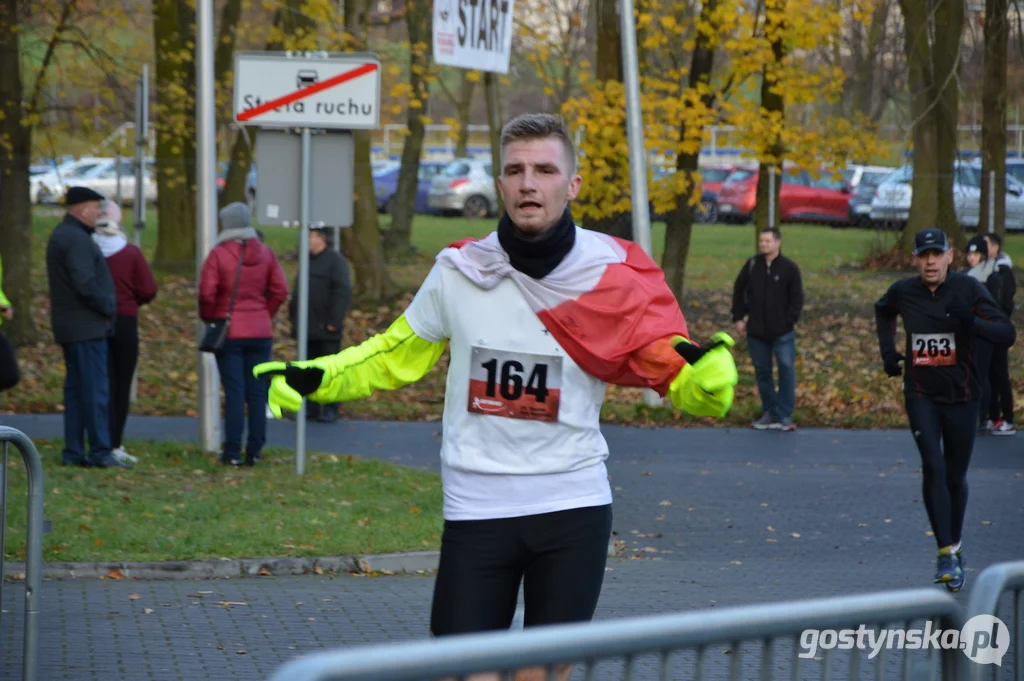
199, 203, 288, 466
93, 202, 158, 464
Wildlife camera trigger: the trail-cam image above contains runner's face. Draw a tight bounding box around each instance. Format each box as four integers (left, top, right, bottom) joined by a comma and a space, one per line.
498, 137, 582, 236
915, 249, 950, 285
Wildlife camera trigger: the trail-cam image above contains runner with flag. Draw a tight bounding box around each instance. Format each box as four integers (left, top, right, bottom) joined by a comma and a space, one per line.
254, 113, 738, 673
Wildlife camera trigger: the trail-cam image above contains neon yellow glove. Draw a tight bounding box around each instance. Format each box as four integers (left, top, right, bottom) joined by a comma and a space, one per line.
667, 332, 739, 417
253, 314, 446, 418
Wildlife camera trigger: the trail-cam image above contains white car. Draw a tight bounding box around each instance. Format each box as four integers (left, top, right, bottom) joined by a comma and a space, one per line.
30, 157, 111, 204
71, 158, 158, 205
869, 162, 1024, 231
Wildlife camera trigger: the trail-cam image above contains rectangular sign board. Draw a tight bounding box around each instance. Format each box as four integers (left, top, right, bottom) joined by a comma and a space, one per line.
433, 0, 515, 74
255, 129, 355, 227
234, 52, 381, 129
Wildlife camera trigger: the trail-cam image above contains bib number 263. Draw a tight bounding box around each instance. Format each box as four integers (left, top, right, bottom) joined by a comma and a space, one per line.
912, 333, 956, 367
468, 347, 562, 421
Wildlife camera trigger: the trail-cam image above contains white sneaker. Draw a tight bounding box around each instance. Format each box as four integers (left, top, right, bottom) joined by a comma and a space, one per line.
266, 405, 275, 419
991, 420, 1017, 436
112, 447, 139, 464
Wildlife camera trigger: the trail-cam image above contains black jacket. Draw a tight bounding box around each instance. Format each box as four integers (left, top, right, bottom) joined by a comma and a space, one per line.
875, 271, 1016, 404
994, 254, 1016, 315
731, 253, 804, 341
289, 248, 352, 342
45, 214, 116, 345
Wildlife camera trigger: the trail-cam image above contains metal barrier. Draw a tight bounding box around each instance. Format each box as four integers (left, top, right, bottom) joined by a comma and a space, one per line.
965, 561, 1024, 681
268, 588, 964, 681
0, 426, 44, 681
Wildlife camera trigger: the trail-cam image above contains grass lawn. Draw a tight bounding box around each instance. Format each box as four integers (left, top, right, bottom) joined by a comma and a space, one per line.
6, 208, 1024, 428
1, 439, 442, 563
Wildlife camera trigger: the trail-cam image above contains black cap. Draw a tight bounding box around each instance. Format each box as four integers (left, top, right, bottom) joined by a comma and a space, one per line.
65, 186, 106, 206
966, 236, 988, 254
912, 228, 949, 256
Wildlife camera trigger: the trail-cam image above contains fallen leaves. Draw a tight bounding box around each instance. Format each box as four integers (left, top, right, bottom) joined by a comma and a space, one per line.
105, 568, 125, 580
128, 592, 141, 601
657, 500, 673, 506
143, 608, 155, 615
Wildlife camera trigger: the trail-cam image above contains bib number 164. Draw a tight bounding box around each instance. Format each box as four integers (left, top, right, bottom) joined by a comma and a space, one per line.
468, 347, 562, 421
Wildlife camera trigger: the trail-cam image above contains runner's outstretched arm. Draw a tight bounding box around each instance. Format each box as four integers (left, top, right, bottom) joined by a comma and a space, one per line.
626, 332, 739, 418
961, 281, 1016, 347
253, 314, 447, 417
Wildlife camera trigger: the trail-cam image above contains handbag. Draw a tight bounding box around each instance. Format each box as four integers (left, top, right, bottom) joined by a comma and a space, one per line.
199, 240, 248, 353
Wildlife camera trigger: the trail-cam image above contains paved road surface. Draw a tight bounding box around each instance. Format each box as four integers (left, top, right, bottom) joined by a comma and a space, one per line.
1, 415, 1021, 680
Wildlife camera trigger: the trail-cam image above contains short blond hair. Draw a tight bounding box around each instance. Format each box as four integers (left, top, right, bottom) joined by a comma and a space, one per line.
499, 113, 577, 175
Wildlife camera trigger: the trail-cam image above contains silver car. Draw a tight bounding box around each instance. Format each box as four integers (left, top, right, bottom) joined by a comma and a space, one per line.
428, 158, 498, 218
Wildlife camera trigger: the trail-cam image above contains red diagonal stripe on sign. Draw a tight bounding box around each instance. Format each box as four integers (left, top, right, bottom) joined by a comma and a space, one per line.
237, 62, 378, 122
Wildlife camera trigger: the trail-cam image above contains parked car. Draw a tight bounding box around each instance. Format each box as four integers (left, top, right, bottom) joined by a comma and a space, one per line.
71, 157, 158, 205
697, 164, 735, 195
717, 165, 852, 225
427, 158, 497, 218
31, 157, 113, 204
649, 166, 720, 222
845, 165, 898, 227
869, 162, 1024, 231
374, 160, 447, 215
1007, 159, 1024, 186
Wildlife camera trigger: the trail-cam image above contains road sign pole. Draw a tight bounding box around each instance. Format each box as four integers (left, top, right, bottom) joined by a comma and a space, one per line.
296, 127, 312, 476
197, 0, 221, 454
619, 0, 661, 408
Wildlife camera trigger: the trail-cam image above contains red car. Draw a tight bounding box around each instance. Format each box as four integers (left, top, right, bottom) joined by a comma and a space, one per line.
717, 165, 852, 225
697, 164, 734, 195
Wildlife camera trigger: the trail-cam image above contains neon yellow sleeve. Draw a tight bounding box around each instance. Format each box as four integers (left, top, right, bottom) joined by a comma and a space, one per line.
0, 257, 10, 309
308, 313, 447, 404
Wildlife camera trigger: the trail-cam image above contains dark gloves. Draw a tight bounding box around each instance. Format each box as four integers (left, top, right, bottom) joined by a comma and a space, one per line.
945, 300, 975, 330
674, 333, 733, 365
883, 353, 904, 377
253, 361, 325, 396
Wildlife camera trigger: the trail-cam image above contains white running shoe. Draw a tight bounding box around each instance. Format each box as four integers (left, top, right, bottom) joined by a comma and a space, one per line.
991, 420, 1017, 436
112, 447, 139, 464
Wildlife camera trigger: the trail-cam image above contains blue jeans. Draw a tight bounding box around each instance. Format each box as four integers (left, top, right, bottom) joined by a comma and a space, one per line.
747, 331, 796, 420
61, 339, 112, 465
215, 338, 272, 462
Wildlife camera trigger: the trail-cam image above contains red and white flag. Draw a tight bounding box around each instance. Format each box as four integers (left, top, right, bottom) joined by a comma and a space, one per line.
438, 228, 689, 394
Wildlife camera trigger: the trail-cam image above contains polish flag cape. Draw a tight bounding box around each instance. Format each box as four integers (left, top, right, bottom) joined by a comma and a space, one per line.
436, 227, 689, 393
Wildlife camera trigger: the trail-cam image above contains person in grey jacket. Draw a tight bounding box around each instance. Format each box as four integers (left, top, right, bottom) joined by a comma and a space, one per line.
45, 187, 130, 469
287, 227, 352, 422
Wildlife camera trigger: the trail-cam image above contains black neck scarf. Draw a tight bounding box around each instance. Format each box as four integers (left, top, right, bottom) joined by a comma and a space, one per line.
497, 207, 576, 279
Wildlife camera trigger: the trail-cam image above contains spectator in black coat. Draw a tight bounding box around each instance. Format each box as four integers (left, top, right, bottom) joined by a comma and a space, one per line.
45, 187, 130, 469
288, 228, 353, 422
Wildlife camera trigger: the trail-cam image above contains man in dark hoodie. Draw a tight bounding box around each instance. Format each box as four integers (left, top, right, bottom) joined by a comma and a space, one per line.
731, 227, 805, 431
45, 186, 131, 469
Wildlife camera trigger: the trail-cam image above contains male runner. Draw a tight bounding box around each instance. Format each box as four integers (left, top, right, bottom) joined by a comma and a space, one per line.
254, 113, 738, 676
875, 227, 1015, 592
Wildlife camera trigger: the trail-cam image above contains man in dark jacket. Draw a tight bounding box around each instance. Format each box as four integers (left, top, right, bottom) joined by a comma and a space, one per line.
45, 187, 130, 469
731, 227, 804, 431
288, 227, 352, 422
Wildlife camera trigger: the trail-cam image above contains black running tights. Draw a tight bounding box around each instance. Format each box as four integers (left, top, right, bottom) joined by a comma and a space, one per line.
904, 395, 978, 549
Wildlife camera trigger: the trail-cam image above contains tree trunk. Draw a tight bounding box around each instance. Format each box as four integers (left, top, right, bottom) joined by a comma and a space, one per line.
754, 0, 786, 244
153, 0, 198, 271
387, 0, 432, 257
484, 71, 504, 217
213, 0, 242, 132
663, 0, 718, 304
344, 0, 391, 300
220, 0, 314, 209
588, 0, 631, 240
898, 0, 965, 251
980, 0, 1008, 236
849, 0, 889, 120
0, 0, 37, 345
454, 73, 475, 157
